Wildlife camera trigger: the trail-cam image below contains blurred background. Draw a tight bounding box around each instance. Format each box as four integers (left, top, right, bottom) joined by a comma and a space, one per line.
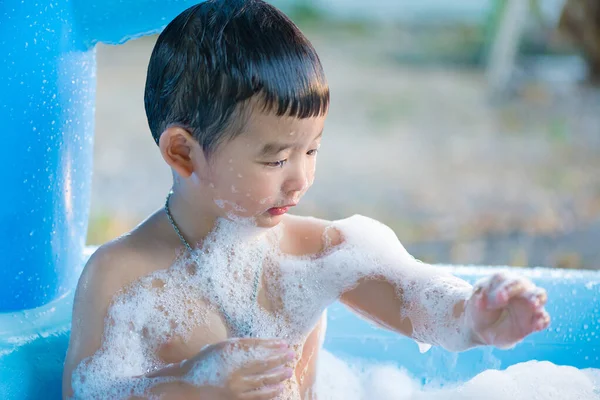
89, 0, 600, 270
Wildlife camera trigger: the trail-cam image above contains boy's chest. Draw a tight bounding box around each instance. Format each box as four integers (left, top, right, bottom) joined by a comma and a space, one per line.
153, 266, 327, 365
154, 303, 325, 400
155, 301, 326, 399
155, 298, 228, 365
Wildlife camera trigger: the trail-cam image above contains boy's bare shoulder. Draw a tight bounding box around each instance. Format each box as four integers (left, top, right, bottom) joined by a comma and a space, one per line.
281, 214, 344, 256
80, 212, 181, 300
83, 237, 152, 295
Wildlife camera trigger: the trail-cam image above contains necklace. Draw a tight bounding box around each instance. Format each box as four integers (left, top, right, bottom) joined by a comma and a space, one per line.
164, 191, 262, 337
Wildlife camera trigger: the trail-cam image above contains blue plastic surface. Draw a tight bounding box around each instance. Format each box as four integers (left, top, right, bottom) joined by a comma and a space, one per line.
0, 0, 196, 312
0, 0, 94, 311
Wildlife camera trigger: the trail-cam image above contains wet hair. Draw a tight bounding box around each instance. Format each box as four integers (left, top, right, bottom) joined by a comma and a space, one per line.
144, 0, 329, 155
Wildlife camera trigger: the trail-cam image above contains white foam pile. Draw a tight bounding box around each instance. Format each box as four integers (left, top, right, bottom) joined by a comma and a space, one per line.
316, 351, 600, 400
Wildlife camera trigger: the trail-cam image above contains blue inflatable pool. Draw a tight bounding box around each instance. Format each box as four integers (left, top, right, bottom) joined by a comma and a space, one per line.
1, 1, 599, 399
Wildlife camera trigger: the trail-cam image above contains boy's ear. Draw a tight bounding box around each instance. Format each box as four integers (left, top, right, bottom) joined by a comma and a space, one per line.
158, 126, 203, 178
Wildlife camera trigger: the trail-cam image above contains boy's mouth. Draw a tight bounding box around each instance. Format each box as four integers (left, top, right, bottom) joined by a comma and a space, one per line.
267, 204, 296, 216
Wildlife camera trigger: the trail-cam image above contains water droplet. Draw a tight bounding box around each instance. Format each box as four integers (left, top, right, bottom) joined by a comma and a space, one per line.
416, 341, 432, 354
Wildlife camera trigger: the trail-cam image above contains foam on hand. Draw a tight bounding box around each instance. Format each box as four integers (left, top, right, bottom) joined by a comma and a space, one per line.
182, 342, 278, 387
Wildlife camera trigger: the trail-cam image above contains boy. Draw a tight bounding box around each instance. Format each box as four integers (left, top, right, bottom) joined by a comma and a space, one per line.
62, 1, 550, 399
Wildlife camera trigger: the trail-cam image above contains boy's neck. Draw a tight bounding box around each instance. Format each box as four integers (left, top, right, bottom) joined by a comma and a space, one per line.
165, 189, 269, 250
165, 189, 221, 250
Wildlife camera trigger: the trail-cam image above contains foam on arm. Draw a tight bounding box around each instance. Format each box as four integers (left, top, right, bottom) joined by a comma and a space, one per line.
322, 215, 478, 352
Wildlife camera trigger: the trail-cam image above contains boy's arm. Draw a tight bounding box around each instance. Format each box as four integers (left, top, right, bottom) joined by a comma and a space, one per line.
63, 244, 121, 399
319, 219, 550, 352
340, 261, 550, 352
340, 269, 478, 351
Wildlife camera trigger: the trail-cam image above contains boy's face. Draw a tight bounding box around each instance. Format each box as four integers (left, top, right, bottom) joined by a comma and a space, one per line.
192, 109, 326, 228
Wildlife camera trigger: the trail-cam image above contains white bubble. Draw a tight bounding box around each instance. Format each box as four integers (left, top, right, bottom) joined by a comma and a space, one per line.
317, 353, 600, 400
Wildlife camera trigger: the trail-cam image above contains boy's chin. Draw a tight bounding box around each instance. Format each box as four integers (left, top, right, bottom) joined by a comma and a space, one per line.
218, 210, 284, 228
255, 212, 285, 228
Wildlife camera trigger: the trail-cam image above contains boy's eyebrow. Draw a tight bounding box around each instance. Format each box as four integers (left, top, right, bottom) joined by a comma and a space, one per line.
259, 142, 294, 157
258, 130, 323, 157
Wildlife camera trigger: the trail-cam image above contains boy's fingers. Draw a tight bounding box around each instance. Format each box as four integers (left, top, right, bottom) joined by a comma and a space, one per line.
236, 338, 289, 350
532, 310, 551, 331
487, 281, 525, 309
241, 350, 295, 375
487, 276, 542, 310
487, 273, 507, 291
490, 280, 531, 308
244, 338, 288, 347
242, 366, 294, 389
224, 338, 288, 355
527, 288, 547, 308
239, 384, 284, 400
505, 281, 527, 299
509, 286, 547, 309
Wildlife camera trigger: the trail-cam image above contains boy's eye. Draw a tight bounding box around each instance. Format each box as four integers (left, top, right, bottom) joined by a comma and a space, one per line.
307, 149, 319, 156
265, 159, 287, 168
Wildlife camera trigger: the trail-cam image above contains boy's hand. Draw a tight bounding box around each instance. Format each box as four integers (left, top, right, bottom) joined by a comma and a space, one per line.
184, 338, 296, 399
466, 272, 551, 349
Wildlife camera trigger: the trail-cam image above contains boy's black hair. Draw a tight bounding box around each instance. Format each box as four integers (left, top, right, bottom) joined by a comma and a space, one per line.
144, 0, 329, 154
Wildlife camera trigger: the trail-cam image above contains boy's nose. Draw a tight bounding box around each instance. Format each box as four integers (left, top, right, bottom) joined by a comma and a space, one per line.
283, 164, 310, 195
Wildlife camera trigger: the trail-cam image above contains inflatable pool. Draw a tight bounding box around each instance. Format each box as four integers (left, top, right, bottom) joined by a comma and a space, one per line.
1, 1, 599, 399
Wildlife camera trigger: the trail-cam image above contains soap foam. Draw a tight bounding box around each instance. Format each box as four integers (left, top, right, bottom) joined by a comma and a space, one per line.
71, 214, 594, 400
316, 351, 600, 400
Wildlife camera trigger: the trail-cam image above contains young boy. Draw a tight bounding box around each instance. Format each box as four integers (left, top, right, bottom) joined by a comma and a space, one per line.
62, 1, 550, 399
